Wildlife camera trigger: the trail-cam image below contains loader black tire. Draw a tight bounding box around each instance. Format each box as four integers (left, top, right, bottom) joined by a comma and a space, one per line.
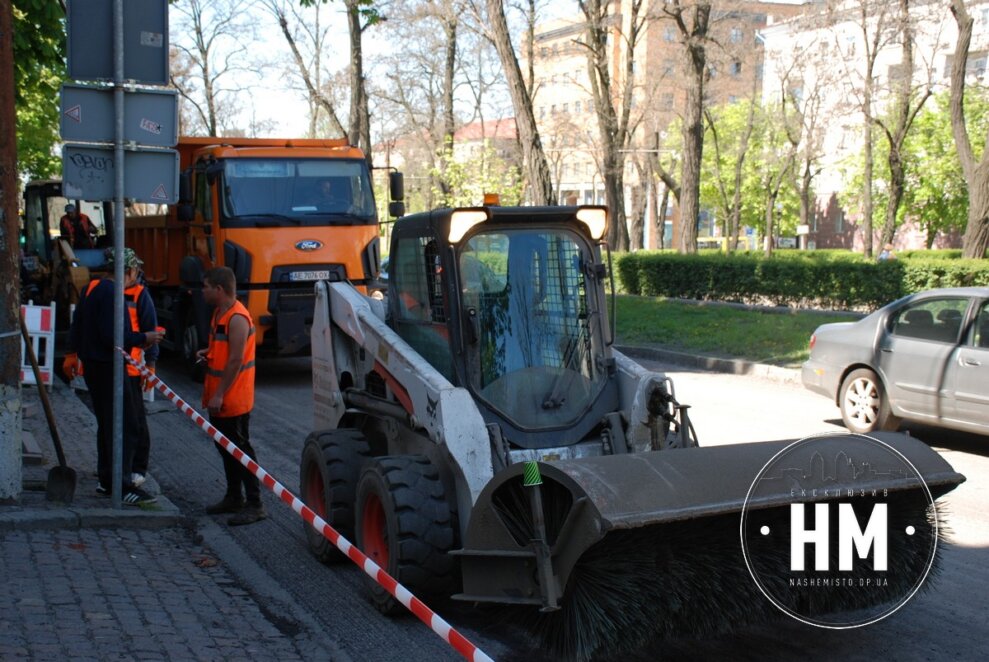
182, 306, 206, 383
300, 429, 370, 564
355, 455, 456, 615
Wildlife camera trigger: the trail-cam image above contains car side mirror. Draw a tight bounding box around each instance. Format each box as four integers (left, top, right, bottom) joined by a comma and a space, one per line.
179, 169, 193, 203
389, 171, 405, 202
177, 203, 195, 222
205, 161, 223, 185
388, 201, 405, 218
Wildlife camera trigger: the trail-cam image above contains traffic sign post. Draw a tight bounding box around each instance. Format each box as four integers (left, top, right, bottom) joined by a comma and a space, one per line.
63, 0, 173, 509
60, 85, 178, 147
62, 145, 179, 204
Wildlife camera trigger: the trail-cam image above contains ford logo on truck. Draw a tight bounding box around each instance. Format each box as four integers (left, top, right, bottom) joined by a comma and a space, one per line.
295, 239, 323, 251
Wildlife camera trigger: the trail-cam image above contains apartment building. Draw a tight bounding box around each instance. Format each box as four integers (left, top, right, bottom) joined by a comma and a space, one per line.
760, 0, 989, 250
528, 0, 804, 248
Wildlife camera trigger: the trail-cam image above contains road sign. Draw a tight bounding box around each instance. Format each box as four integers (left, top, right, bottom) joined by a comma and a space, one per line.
62, 145, 179, 204
66, 0, 169, 84
60, 85, 178, 147
796, 224, 810, 236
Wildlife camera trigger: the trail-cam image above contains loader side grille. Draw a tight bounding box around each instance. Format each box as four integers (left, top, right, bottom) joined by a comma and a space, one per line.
491, 476, 573, 548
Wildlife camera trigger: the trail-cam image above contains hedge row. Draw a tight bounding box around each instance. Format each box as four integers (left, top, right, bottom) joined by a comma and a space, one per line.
615, 252, 989, 310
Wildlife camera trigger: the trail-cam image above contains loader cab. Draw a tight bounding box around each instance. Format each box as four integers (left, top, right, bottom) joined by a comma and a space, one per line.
388, 206, 618, 449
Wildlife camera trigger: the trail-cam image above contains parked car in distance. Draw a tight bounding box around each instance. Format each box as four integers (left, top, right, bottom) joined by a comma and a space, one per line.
802, 287, 989, 435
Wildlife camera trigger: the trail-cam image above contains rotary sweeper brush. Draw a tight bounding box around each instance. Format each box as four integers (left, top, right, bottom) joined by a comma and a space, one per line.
298, 202, 965, 661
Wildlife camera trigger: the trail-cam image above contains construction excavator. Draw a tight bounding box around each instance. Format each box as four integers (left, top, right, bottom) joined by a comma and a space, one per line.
299, 203, 965, 660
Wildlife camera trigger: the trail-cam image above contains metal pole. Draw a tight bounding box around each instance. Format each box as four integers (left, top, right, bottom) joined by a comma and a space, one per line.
111, 0, 125, 509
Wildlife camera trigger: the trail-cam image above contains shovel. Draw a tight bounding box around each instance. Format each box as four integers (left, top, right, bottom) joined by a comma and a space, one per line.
19, 312, 77, 504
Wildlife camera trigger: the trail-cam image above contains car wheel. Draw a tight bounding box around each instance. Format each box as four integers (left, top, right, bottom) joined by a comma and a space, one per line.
839, 368, 900, 434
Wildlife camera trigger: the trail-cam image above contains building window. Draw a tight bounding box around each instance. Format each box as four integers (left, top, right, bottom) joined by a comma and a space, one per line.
731, 60, 742, 76
540, 47, 548, 58
552, 44, 558, 57
731, 27, 743, 43
728, 95, 737, 103
540, 106, 545, 118
563, 102, 569, 113
663, 59, 675, 76
708, 65, 717, 79
551, 104, 557, 114
664, 26, 676, 42
575, 100, 581, 114
755, 63, 764, 80
662, 93, 674, 110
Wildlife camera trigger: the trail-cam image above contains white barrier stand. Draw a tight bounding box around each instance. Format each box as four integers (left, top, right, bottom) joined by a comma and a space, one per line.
20, 301, 56, 389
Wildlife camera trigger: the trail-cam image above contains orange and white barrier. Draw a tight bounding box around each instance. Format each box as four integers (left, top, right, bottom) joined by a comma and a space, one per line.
20, 302, 56, 388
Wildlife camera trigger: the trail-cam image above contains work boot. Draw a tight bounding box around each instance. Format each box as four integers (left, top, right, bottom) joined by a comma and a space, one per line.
206, 495, 245, 515
228, 503, 267, 526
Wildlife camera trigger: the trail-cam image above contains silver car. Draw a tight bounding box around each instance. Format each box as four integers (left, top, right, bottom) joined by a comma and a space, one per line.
802, 287, 989, 435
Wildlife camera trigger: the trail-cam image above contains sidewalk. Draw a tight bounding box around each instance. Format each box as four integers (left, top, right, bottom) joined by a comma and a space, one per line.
616, 343, 802, 385
0, 380, 346, 660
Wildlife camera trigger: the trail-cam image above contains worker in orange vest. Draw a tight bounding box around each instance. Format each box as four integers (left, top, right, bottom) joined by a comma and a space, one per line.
59, 204, 98, 249
64, 248, 163, 505
197, 266, 266, 525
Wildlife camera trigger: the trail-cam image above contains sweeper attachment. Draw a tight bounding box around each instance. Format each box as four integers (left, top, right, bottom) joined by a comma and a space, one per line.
300, 204, 965, 660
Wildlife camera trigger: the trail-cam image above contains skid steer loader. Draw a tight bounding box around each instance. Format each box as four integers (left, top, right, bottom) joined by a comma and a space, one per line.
300, 204, 965, 660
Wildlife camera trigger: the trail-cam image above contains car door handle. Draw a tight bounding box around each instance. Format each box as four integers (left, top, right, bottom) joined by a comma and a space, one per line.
880, 347, 893, 353
962, 357, 981, 367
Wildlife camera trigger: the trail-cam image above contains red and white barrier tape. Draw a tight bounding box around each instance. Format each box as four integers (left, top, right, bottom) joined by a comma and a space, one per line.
118, 348, 494, 662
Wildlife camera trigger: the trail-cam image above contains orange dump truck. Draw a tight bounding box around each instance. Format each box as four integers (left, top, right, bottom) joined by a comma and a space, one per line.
124, 137, 395, 374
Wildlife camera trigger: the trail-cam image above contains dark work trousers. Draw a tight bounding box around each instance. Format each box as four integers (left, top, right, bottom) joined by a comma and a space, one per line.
130, 376, 151, 475
210, 413, 261, 505
83, 360, 140, 493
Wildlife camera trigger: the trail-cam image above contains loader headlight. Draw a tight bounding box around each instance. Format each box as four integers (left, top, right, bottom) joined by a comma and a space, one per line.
576, 207, 608, 241
448, 209, 490, 243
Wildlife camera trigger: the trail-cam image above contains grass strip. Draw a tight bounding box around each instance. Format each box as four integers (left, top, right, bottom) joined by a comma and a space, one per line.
614, 295, 860, 367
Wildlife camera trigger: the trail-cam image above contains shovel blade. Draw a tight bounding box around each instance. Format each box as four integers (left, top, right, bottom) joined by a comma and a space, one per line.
45, 466, 78, 504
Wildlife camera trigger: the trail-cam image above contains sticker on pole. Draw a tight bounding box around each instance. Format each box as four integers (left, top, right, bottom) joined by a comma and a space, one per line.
740, 433, 939, 629
150, 184, 168, 201
64, 105, 82, 123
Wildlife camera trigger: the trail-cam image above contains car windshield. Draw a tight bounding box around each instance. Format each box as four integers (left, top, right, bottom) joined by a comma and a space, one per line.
459, 228, 606, 429
220, 158, 376, 227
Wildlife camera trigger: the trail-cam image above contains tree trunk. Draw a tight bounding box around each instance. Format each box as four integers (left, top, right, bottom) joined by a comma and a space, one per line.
764, 193, 776, 257
647, 174, 659, 249
658, 187, 670, 250
861, 93, 874, 256
0, 0, 23, 501
345, 0, 372, 161
629, 182, 646, 250
949, 0, 989, 258
880, 153, 905, 249
485, 0, 554, 205
677, 3, 711, 254
439, 14, 457, 196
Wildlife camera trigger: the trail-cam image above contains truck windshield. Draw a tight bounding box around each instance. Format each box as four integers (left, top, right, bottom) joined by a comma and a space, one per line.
219, 158, 376, 227
459, 228, 606, 430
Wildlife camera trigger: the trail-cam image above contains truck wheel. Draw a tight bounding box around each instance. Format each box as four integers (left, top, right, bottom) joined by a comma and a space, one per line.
839, 368, 900, 433
355, 455, 456, 615
182, 307, 206, 382
299, 429, 370, 564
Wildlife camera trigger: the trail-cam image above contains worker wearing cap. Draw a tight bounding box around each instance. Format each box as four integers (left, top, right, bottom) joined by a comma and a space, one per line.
64, 247, 164, 505
59, 204, 98, 249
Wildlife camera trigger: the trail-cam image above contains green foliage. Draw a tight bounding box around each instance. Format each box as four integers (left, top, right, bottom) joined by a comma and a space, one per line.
431, 141, 523, 208
12, 0, 65, 179
902, 90, 989, 243
615, 250, 989, 310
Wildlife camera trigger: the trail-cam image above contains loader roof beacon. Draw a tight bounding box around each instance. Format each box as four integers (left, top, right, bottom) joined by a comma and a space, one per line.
300, 203, 966, 661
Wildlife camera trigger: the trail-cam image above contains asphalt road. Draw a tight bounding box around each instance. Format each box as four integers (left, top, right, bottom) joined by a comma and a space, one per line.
145, 355, 989, 661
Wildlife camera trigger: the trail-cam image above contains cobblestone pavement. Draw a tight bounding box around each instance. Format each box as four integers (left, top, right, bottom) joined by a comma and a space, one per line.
0, 528, 328, 661
1, 382, 347, 661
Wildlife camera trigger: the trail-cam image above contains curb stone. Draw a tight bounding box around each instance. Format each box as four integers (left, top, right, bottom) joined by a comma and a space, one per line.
616, 344, 802, 386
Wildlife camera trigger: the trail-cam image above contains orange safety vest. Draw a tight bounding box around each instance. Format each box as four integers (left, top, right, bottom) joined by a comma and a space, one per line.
202, 300, 256, 418
82, 279, 146, 376
124, 283, 146, 377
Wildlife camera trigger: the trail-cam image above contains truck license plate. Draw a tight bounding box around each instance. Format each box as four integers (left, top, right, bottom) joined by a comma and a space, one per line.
290, 270, 331, 282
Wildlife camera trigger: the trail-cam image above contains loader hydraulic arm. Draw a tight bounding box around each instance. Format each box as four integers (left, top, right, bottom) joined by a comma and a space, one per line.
310, 280, 495, 511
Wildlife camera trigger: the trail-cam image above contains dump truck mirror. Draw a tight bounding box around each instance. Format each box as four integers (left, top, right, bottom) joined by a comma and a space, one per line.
389, 171, 405, 202
177, 203, 195, 222
388, 201, 405, 218
179, 169, 193, 203
205, 162, 223, 185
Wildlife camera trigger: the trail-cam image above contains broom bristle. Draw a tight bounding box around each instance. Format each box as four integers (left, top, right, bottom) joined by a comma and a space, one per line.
513, 496, 949, 662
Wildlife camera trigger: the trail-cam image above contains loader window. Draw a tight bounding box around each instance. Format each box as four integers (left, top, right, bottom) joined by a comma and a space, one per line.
460, 228, 604, 429
391, 235, 453, 380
